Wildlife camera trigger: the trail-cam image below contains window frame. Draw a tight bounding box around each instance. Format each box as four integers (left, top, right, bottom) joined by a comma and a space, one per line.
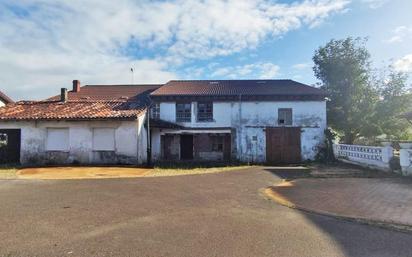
176, 102, 192, 122
211, 136, 224, 152
278, 108, 293, 126
150, 103, 160, 120
197, 101, 213, 122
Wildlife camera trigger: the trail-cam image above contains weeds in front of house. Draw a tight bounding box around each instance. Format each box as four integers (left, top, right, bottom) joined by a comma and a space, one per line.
0, 165, 18, 179
147, 162, 254, 177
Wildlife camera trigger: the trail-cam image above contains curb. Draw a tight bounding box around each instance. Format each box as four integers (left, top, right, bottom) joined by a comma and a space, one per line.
264, 184, 412, 234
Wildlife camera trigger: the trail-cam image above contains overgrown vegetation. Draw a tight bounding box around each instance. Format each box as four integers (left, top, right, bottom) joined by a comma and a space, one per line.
315, 128, 337, 163
313, 37, 412, 144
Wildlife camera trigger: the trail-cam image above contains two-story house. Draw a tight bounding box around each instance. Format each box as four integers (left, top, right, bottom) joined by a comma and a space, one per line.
149, 80, 327, 164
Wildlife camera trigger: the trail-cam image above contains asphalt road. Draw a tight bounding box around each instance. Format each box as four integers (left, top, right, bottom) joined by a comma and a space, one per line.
1, 167, 412, 257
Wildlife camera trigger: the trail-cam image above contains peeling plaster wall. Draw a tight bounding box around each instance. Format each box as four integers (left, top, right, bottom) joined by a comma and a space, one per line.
156, 100, 326, 162
0, 120, 141, 165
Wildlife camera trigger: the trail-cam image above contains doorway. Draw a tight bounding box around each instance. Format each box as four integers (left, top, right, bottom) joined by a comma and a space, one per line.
0, 129, 21, 164
180, 135, 193, 160
266, 127, 301, 164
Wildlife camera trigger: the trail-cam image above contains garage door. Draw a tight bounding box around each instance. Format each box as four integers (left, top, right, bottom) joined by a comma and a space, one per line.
266, 127, 301, 164
0, 129, 21, 164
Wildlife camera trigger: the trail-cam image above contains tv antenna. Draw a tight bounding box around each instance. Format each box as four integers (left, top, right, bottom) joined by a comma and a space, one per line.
130, 67, 134, 84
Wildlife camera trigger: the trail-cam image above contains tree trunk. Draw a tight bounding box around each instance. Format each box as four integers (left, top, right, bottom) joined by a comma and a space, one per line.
344, 130, 354, 144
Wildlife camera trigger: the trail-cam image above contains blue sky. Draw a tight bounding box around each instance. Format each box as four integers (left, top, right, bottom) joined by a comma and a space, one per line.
0, 0, 411, 100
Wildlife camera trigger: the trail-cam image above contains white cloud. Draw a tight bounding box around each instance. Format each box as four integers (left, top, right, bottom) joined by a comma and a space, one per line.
211, 62, 280, 79
0, 0, 349, 100
394, 54, 412, 73
360, 0, 388, 9
385, 26, 412, 44
292, 63, 312, 70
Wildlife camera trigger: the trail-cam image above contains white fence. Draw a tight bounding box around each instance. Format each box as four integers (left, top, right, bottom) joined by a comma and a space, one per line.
333, 144, 393, 171
400, 149, 412, 176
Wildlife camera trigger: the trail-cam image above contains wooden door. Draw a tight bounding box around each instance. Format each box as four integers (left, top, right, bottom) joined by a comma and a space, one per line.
266, 127, 301, 164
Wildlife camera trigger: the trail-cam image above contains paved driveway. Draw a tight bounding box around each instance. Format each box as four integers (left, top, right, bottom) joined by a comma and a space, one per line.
1, 167, 412, 257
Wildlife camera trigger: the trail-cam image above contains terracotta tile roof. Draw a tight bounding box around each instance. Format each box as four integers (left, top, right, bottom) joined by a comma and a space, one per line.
0, 91, 14, 104
150, 80, 326, 97
48, 84, 161, 101
0, 101, 146, 121
0, 84, 161, 121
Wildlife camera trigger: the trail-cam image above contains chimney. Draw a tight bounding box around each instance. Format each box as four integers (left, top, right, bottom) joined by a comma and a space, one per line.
61, 88, 68, 102
72, 80, 80, 92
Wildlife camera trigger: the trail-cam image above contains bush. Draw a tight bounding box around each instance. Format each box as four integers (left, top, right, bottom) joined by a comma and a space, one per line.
389, 156, 401, 171
315, 128, 338, 163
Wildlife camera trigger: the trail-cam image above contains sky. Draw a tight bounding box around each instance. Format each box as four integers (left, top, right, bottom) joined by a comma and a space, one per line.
0, 0, 411, 101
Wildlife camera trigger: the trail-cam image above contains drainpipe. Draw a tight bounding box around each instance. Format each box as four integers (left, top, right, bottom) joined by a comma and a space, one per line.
238, 94, 242, 161
146, 105, 152, 167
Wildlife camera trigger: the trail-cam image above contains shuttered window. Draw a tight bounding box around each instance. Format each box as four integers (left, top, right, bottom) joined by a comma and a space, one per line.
46, 128, 69, 151
278, 108, 292, 126
93, 128, 115, 151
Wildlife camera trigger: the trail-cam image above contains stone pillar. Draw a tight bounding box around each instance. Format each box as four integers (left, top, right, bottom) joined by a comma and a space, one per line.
399, 143, 412, 176
381, 146, 393, 164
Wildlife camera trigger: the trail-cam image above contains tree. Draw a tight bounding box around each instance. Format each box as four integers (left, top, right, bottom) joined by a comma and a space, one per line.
313, 37, 378, 144
373, 68, 412, 140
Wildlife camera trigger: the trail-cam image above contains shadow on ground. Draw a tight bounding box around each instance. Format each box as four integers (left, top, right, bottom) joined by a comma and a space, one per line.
263, 163, 412, 257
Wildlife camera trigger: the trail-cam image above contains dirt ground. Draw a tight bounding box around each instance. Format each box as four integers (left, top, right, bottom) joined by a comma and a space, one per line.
13, 165, 250, 179
17, 167, 151, 179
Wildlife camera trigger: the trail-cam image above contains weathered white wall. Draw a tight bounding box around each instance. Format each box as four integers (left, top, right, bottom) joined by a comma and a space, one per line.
0, 120, 143, 165
155, 100, 327, 162
0, 101, 5, 107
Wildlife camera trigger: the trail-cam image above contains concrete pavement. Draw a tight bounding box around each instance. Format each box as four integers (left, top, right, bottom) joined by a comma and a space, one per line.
1, 167, 412, 257
268, 177, 412, 228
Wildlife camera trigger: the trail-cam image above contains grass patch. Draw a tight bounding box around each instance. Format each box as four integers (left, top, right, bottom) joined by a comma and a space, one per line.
0, 166, 18, 179
146, 163, 253, 177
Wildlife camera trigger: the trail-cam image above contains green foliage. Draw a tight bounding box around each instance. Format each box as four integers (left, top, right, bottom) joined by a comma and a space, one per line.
313, 37, 412, 143
372, 68, 412, 140
313, 37, 378, 144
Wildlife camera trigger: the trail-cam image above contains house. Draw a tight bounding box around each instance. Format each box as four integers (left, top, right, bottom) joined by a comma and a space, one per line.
0, 79, 327, 165
0, 81, 159, 165
149, 80, 327, 163
0, 91, 14, 107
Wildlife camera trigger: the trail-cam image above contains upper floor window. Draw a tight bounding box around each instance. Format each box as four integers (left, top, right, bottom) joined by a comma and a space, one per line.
150, 103, 160, 120
176, 102, 191, 122
278, 108, 292, 126
197, 102, 213, 122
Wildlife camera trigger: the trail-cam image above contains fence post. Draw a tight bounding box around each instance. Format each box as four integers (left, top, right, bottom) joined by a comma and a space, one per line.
400, 149, 411, 176
381, 146, 393, 164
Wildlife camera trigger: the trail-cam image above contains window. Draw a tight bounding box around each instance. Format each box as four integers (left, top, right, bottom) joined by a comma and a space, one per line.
197, 102, 213, 122
212, 136, 224, 152
278, 108, 292, 126
93, 128, 115, 151
176, 102, 191, 122
150, 103, 160, 120
46, 128, 69, 151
